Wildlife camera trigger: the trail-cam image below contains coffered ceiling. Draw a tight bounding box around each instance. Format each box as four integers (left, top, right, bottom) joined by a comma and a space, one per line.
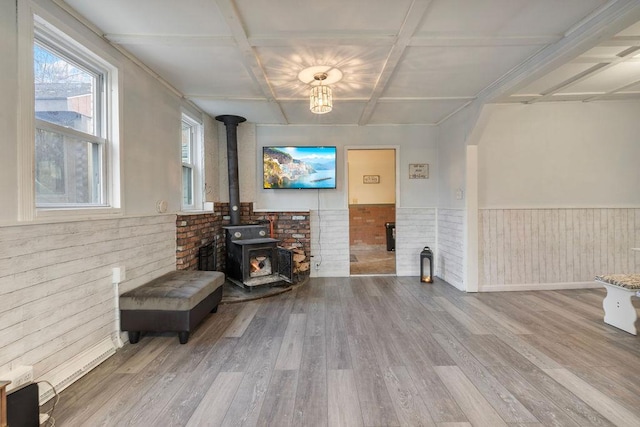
62, 0, 640, 125
497, 20, 640, 103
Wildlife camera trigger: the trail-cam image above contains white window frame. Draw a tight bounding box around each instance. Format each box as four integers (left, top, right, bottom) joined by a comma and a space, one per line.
18, 5, 121, 221
181, 113, 204, 211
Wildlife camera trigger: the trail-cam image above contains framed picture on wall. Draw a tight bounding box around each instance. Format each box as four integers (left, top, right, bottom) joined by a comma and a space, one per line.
409, 163, 428, 179
363, 175, 380, 184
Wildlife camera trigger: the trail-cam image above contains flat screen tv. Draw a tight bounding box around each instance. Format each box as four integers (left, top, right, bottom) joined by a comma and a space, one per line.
263, 146, 337, 189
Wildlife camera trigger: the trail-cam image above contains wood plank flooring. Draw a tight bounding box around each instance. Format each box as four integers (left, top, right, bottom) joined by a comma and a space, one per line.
49, 277, 640, 426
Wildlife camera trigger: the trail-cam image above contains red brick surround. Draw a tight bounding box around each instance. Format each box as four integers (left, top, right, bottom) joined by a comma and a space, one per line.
349, 204, 395, 247
175, 213, 223, 270
176, 202, 310, 279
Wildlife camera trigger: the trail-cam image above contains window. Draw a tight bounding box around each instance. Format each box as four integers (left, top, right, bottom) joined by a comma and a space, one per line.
181, 114, 203, 210
33, 21, 116, 210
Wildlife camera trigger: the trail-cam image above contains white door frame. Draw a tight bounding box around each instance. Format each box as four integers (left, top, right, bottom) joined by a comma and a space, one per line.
345, 145, 400, 275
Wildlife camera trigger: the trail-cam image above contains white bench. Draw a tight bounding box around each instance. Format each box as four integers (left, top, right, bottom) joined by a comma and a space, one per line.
595, 274, 640, 335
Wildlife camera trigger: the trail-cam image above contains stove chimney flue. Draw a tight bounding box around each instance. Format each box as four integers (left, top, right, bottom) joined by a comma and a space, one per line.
216, 114, 246, 225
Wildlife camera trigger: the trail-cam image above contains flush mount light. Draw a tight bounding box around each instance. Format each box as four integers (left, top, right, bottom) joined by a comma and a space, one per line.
310, 72, 332, 114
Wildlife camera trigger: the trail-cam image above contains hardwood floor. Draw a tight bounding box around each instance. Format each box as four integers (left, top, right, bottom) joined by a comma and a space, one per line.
49, 277, 640, 426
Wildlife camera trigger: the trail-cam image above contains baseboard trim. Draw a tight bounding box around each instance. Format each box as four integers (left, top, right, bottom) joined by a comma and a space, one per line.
38, 337, 116, 404
480, 281, 600, 292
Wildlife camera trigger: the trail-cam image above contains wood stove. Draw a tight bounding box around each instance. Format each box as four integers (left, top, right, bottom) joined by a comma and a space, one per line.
216, 114, 293, 290
224, 223, 292, 289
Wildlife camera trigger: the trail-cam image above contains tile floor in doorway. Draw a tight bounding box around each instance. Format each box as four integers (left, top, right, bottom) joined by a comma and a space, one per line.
350, 244, 395, 275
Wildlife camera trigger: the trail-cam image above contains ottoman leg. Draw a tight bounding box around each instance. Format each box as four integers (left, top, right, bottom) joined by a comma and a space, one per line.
129, 331, 141, 344
211, 305, 219, 313
178, 331, 190, 344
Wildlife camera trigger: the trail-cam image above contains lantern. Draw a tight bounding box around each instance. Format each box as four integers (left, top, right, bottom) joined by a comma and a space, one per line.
420, 246, 433, 283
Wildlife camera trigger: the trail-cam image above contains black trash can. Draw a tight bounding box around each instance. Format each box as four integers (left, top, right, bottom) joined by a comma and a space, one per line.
385, 222, 396, 251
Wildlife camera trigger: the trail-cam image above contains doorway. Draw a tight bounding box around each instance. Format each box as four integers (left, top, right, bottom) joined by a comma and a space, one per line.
347, 149, 396, 275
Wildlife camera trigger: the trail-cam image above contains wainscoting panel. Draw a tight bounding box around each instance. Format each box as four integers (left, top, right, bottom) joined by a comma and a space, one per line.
0, 215, 176, 390
437, 208, 465, 290
310, 209, 350, 277
395, 208, 436, 276
479, 208, 640, 290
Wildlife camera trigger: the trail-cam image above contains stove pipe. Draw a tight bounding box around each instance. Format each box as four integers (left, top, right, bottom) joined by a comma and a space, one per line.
216, 114, 246, 225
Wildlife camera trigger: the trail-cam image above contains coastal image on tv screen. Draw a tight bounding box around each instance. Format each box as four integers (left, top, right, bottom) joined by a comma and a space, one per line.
263, 146, 336, 189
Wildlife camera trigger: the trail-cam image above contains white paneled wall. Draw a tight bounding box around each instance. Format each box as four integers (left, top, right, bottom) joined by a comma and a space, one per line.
479, 208, 640, 291
396, 208, 436, 276
0, 215, 176, 385
310, 209, 350, 277
437, 208, 465, 290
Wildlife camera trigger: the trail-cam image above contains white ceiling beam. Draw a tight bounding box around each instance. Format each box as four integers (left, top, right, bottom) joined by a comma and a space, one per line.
585, 92, 640, 100
435, 100, 474, 126
378, 96, 475, 102
505, 93, 598, 102
249, 34, 396, 47
511, 92, 640, 102
563, 0, 620, 37
105, 34, 236, 47
214, 0, 288, 124
358, 0, 434, 125
187, 95, 476, 103
527, 45, 640, 103
526, 62, 609, 103
185, 95, 268, 101
409, 35, 560, 47
572, 56, 640, 63
474, 0, 640, 107
600, 35, 640, 45
105, 33, 564, 49
583, 77, 640, 101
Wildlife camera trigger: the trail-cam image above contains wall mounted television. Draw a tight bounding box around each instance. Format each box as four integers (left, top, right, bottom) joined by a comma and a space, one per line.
263, 146, 337, 189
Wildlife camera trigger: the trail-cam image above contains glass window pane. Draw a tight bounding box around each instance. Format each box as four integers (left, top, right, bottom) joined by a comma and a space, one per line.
182, 122, 192, 163
34, 43, 97, 136
182, 165, 193, 206
36, 128, 103, 205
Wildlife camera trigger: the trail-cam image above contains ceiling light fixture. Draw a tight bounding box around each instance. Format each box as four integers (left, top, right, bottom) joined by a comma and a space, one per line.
310, 72, 332, 114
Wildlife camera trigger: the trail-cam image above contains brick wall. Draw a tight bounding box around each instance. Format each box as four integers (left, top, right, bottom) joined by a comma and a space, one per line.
176, 213, 223, 270
216, 202, 311, 254
349, 204, 395, 247
176, 203, 310, 279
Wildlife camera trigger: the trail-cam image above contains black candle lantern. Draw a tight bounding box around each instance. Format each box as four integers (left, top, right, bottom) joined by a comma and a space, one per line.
420, 246, 433, 283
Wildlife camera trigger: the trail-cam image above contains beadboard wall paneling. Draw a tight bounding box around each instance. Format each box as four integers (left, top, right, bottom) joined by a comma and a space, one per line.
312, 208, 437, 278
311, 209, 350, 277
0, 215, 176, 379
396, 208, 436, 276
437, 208, 465, 290
479, 209, 640, 291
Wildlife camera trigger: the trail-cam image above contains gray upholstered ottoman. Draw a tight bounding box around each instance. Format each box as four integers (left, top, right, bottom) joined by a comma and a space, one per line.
120, 270, 225, 344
